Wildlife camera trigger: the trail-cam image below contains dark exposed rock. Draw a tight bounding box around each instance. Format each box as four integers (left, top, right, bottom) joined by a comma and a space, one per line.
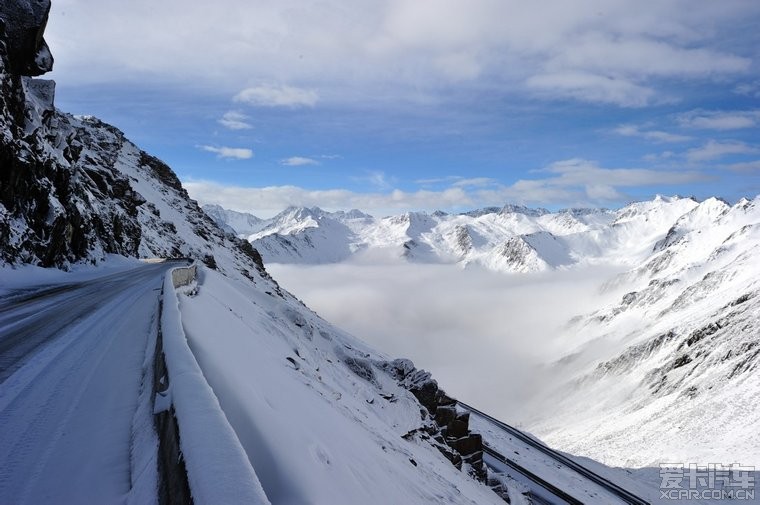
621, 291, 638, 305
452, 433, 482, 456
0, 0, 54, 76
139, 151, 185, 194
342, 355, 376, 383
435, 405, 457, 426
672, 354, 693, 369
434, 441, 463, 470
730, 293, 753, 306
447, 416, 469, 439
239, 239, 265, 270
201, 254, 217, 269
1, 3, 268, 275
380, 358, 488, 486
685, 321, 722, 348
0, 8, 148, 268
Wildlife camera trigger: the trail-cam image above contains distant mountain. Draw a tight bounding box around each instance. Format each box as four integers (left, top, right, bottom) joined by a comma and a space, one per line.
208, 196, 706, 273
202, 203, 265, 237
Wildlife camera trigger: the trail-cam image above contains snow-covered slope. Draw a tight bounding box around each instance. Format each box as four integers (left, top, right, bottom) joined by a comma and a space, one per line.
525, 196, 760, 468
176, 267, 506, 504
210, 196, 703, 273
202, 203, 265, 237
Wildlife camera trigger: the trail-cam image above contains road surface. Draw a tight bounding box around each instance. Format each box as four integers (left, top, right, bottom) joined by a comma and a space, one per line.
0, 262, 179, 505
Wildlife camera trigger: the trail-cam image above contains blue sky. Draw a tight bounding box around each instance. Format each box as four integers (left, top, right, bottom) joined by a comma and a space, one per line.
46, 0, 760, 216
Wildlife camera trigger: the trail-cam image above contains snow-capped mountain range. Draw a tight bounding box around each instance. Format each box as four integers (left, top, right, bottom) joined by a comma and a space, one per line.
205, 196, 716, 273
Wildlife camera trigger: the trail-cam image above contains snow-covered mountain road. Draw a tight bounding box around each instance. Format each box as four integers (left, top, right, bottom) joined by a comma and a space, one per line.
0, 262, 181, 505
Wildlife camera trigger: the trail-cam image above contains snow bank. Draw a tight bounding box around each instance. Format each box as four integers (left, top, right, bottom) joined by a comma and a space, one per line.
160, 270, 271, 505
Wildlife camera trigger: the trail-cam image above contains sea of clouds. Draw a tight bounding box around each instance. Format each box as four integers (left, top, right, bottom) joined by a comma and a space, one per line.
269, 256, 626, 425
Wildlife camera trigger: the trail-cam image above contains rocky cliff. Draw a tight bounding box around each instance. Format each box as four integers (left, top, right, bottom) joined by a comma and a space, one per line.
0, 0, 263, 277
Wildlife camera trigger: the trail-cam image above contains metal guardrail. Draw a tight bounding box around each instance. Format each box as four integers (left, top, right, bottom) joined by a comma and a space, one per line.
482, 445, 583, 505
458, 402, 650, 505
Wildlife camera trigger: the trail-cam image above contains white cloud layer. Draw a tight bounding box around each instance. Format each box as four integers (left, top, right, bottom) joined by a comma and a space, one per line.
46, 0, 758, 107
268, 261, 626, 422
184, 158, 707, 216
198, 145, 254, 160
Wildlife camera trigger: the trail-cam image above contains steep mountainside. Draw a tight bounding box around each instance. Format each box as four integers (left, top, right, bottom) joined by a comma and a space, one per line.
525, 197, 760, 467
0, 3, 264, 279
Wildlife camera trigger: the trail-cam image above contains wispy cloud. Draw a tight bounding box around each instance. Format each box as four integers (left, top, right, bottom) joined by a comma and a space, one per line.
234, 84, 318, 108
723, 160, 760, 172
677, 109, 760, 130
613, 124, 692, 143
642, 151, 675, 162
198, 145, 253, 160
524, 158, 708, 201
351, 170, 396, 190
218, 110, 252, 130
525, 72, 658, 107
734, 81, 760, 98
280, 156, 320, 166
452, 177, 498, 188
415, 176, 463, 185
686, 140, 759, 162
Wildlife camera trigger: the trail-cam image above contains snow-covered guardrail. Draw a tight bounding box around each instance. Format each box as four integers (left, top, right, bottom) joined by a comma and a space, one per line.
160, 265, 271, 504
170, 263, 197, 288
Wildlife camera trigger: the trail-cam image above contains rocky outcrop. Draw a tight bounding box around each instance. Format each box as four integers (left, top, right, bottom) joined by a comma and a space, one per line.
0, 1, 267, 276
382, 359, 488, 483
0, 1, 142, 267
0, 0, 53, 76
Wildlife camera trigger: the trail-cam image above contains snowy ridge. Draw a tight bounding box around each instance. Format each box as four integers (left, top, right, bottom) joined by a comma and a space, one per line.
526, 196, 760, 468
202, 203, 265, 237
208, 196, 705, 273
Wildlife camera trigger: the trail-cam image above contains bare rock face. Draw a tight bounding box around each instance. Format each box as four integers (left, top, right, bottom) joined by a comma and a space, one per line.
0, 0, 53, 76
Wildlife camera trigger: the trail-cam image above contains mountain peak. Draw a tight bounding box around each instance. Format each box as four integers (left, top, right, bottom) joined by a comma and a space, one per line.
500, 203, 550, 217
